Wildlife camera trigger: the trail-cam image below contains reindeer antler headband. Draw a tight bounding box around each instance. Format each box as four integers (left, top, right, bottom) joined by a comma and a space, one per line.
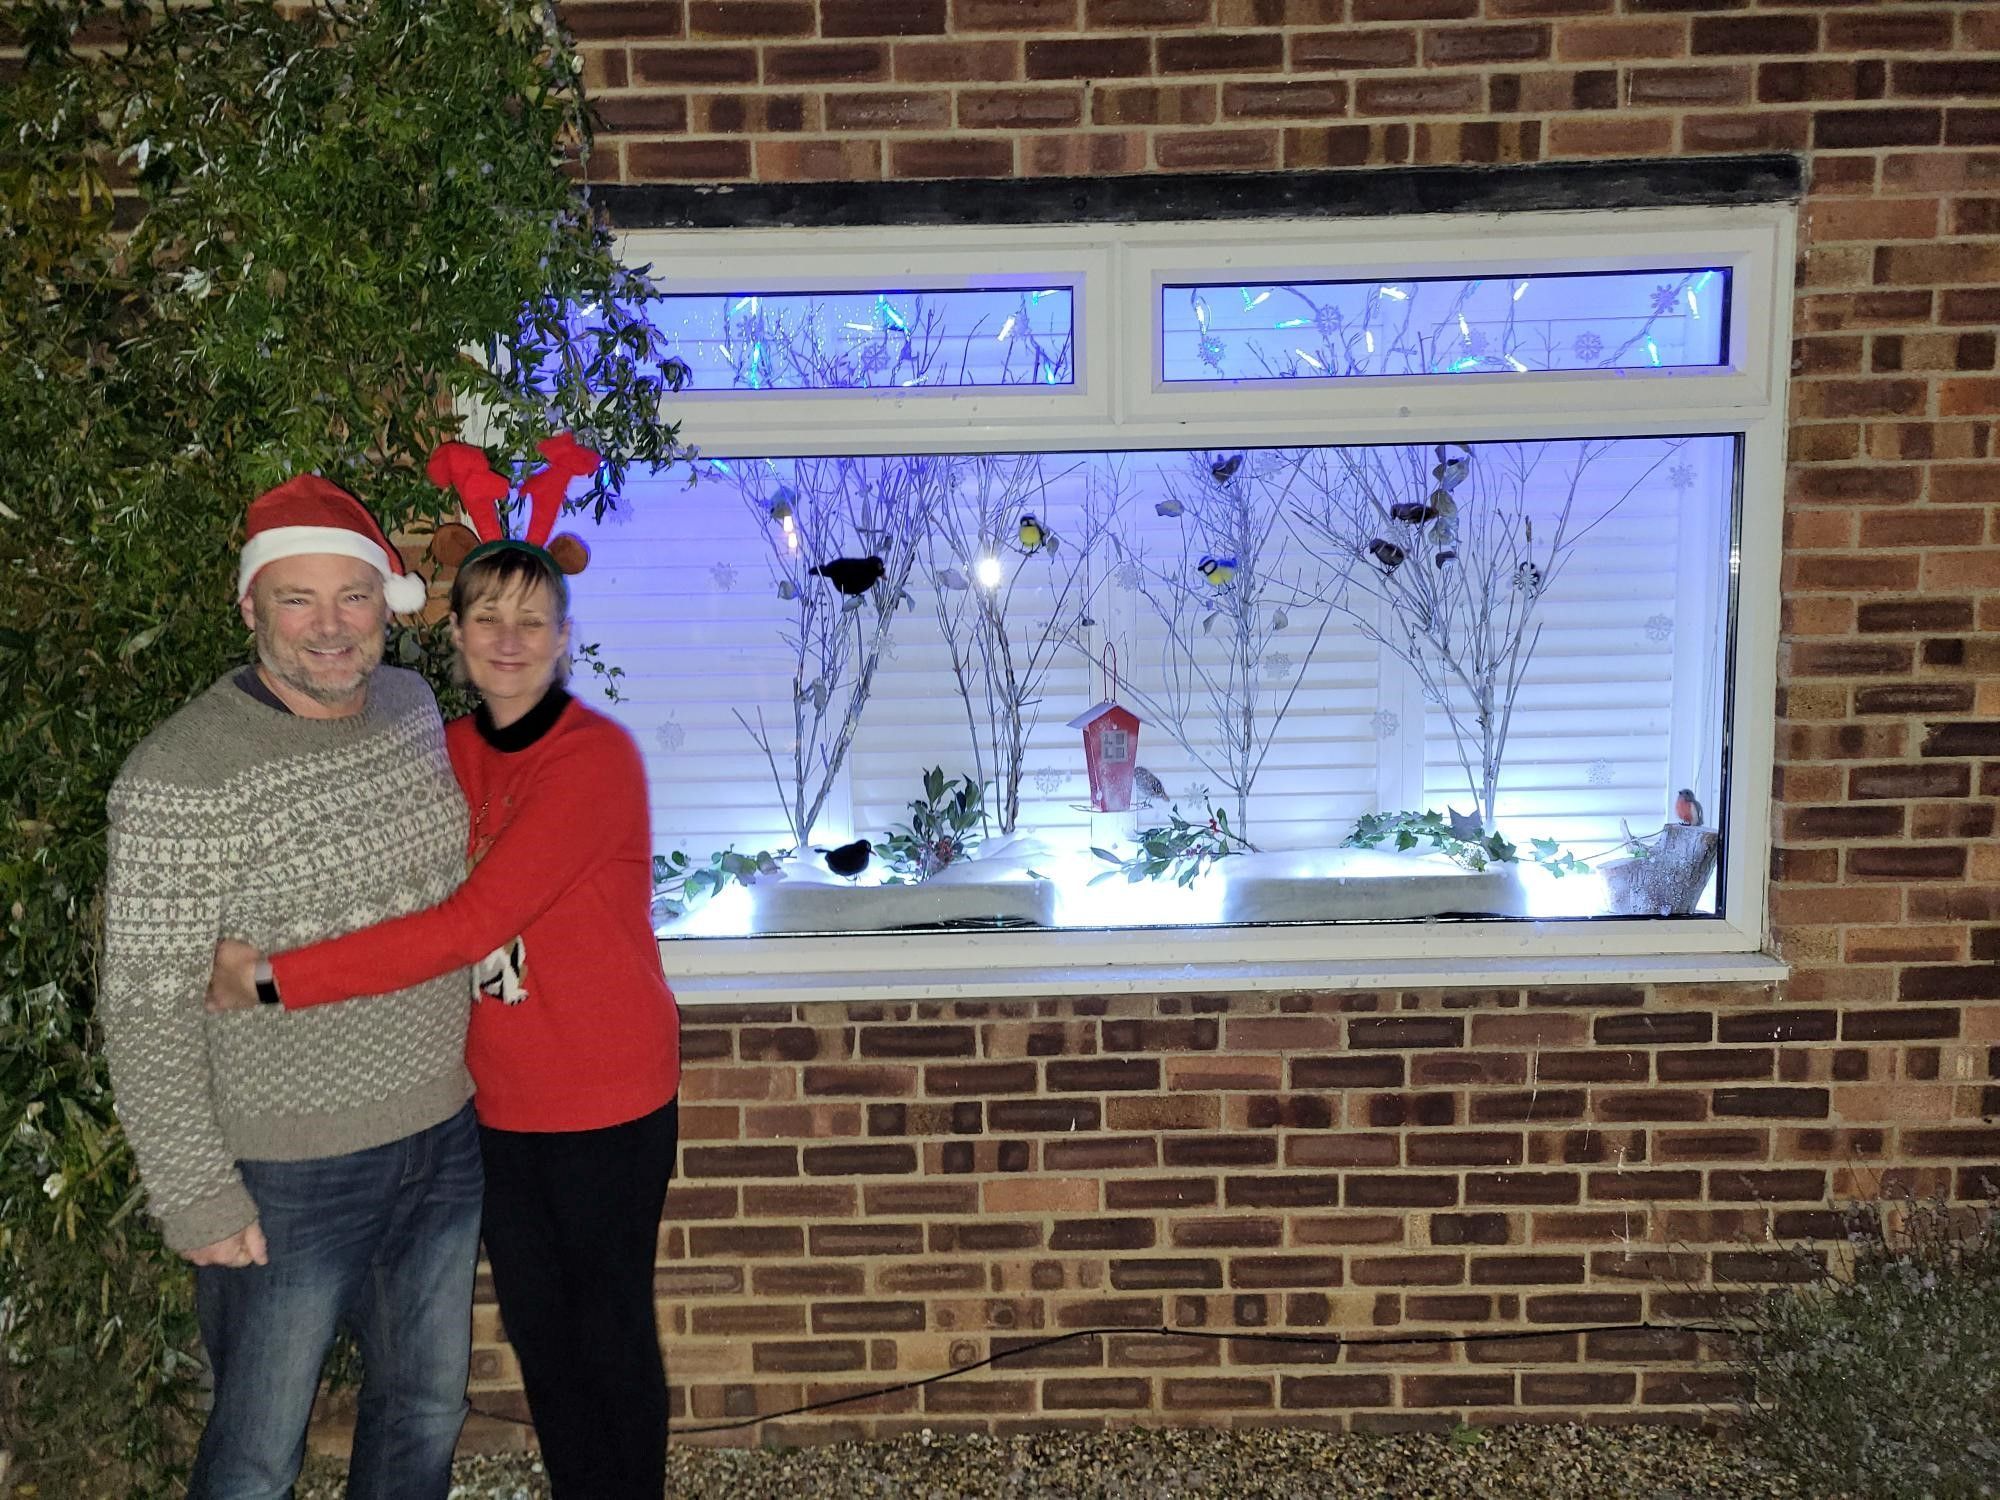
424, 433, 601, 597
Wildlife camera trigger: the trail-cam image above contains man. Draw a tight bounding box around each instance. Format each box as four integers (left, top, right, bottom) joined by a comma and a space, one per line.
101, 475, 477, 1499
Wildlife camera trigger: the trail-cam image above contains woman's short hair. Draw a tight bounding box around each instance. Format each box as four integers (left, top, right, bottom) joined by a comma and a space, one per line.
448, 544, 570, 623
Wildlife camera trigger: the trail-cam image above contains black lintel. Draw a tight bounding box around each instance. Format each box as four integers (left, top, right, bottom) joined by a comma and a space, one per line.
595, 154, 1804, 233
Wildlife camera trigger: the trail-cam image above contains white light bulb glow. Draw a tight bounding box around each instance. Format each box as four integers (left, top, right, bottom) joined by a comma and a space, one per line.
975, 556, 1004, 588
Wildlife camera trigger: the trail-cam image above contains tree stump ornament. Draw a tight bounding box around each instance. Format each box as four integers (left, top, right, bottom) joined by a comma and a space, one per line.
1603, 822, 1720, 917
425, 431, 599, 580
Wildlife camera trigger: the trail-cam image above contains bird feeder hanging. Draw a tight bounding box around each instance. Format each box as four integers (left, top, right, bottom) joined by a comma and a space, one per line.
1067, 646, 1142, 814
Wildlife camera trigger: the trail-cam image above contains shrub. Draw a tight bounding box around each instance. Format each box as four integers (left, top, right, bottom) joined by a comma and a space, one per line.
1731, 1197, 2000, 1500
0, 0, 682, 1490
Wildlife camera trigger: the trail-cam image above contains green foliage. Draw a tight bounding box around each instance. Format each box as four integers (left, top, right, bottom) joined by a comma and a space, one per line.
880, 768, 985, 882
1, 0, 683, 1489
1346, 808, 1609, 878
652, 847, 785, 921
1092, 799, 1250, 888
1527, 837, 1592, 878
1345, 809, 1518, 873
1728, 1198, 2000, 1500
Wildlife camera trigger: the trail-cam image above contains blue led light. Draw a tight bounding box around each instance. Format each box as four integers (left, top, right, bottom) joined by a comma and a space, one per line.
1161, 268, 1729, 383
650, 287, 1076, 391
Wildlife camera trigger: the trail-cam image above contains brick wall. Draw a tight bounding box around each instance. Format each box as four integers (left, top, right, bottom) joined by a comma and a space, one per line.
468, 0, 2000, 1446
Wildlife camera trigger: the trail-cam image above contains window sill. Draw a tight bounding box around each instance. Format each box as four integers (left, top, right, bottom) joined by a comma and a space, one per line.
665, 949, 1788, 1009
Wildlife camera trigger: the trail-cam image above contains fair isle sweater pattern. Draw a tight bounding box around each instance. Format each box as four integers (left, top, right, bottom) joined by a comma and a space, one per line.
100, 667, 473, 1252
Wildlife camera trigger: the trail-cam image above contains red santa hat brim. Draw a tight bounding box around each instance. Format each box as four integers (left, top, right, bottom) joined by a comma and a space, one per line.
237, 476, 429, 614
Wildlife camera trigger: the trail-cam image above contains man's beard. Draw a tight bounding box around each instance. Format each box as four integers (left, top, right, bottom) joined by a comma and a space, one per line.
257, 622, 383, 705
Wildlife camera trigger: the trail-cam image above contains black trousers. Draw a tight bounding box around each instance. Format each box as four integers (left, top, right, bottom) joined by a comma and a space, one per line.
479, 1098, 678, 1500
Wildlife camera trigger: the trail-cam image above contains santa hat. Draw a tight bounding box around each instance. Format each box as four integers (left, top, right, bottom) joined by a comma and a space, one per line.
236, 475, 429, 614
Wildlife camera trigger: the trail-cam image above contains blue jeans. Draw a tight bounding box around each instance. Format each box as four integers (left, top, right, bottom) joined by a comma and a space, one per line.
188, 1103, 482, 1500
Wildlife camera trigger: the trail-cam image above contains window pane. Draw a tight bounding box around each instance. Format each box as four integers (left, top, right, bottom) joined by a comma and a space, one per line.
573, 434, 1736, 937
646, 287, 1075, 391
1160, 268, 1729, 382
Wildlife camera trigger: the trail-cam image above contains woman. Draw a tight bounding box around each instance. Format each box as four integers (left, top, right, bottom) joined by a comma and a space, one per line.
208, 523, 681, 1500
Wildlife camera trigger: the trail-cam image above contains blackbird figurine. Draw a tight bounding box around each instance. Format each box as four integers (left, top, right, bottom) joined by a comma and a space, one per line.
1389, 501, 1440, 525
810, 555, 886, 595
1209, 452, 1245, 484
1368, 539, 1406, 573
823, 839, 873, 878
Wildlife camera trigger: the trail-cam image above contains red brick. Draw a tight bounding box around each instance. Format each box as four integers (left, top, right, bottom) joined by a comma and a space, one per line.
1290, 27, 1416, 70
1424, 24, 1549, 65
1087, 0, 1210, 23
1403, 1373, 1515, 1407
1826, 10, 1954, 52
1627, 65, 1750, 107
1091, 83, 1215, 126
1406, 1133, 1524, 1168
821, 0, 948, 33
1814, 108, 1943, 150
1348, 1017, 1464, 1049
1466, 1173, 1579, 1206
764, 43, 890, 82
893, 38, 1020, 80
1351, 0, 1471, 15
957, 87, 1083, 129
1712, 1088, 1830, 1120
1547, 115, 1675, 156
688, 0, 812, 36
1220, 81, 1348, 120
826, 91, 952, 132
626, 137, 751, 178
1280, 1373, 1395, 1408
565, 1, 686, 38
1354, 76, 1485, 117
1025, 36, 1151, 78
1691, 13, 1816, 55
1158, 34, 1283, 73
952, 0, 1076, 27
1350, 1254, 1465, 1287
1759, 60, 1883, 106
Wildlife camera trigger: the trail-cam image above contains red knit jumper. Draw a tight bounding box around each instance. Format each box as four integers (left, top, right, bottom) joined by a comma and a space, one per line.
270, 692, 680, 1132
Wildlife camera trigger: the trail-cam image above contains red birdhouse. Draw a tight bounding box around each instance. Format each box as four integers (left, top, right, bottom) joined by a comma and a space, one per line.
1067, 700, 1142, 813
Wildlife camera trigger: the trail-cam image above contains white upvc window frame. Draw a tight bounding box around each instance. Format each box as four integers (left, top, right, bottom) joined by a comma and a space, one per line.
622, 203, 1795, 1005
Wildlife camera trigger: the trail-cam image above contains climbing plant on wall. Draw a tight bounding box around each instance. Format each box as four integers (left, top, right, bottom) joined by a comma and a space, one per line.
0, 0, 683, 1490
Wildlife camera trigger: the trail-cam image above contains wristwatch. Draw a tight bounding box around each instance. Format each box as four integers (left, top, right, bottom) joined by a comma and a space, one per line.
254, 957, 281, 1008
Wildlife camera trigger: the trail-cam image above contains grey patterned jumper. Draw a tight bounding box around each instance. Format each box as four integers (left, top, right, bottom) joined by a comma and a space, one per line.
100, 667, 473, 1252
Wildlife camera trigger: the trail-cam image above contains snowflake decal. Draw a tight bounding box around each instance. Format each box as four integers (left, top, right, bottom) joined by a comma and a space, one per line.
710, 560, 738, 592
1197, 335, 1227, 372
1572, 331, 1603, 363
1466, 329, 1490, 356
1645, 614, 1675, 643
1261, 652, 1293, 682
1588, 758, 1614, 787
1313, 304, 1342, 342
598, 493, 636, 528
654, 719, 687, 753
1114, 559, 1145, 591
1369, 709, 1400, 738
1667, 462, 1697, 492
1650, 283, 1681, 316
1032, 767, 1065, 796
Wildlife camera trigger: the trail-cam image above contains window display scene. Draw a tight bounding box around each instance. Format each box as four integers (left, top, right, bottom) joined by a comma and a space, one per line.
1159, 267, 1729, 382
572, 427, 1736, 941
645, 286, 1077, 392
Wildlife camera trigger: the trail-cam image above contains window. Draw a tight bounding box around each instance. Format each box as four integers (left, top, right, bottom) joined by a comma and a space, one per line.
569, 205, 1792, 996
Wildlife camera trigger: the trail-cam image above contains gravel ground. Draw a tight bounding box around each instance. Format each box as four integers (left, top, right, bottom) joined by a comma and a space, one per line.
300, 1424, 1818, 1499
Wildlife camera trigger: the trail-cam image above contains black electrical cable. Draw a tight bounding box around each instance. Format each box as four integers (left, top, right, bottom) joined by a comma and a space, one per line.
466, 1320, 1735, 1438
